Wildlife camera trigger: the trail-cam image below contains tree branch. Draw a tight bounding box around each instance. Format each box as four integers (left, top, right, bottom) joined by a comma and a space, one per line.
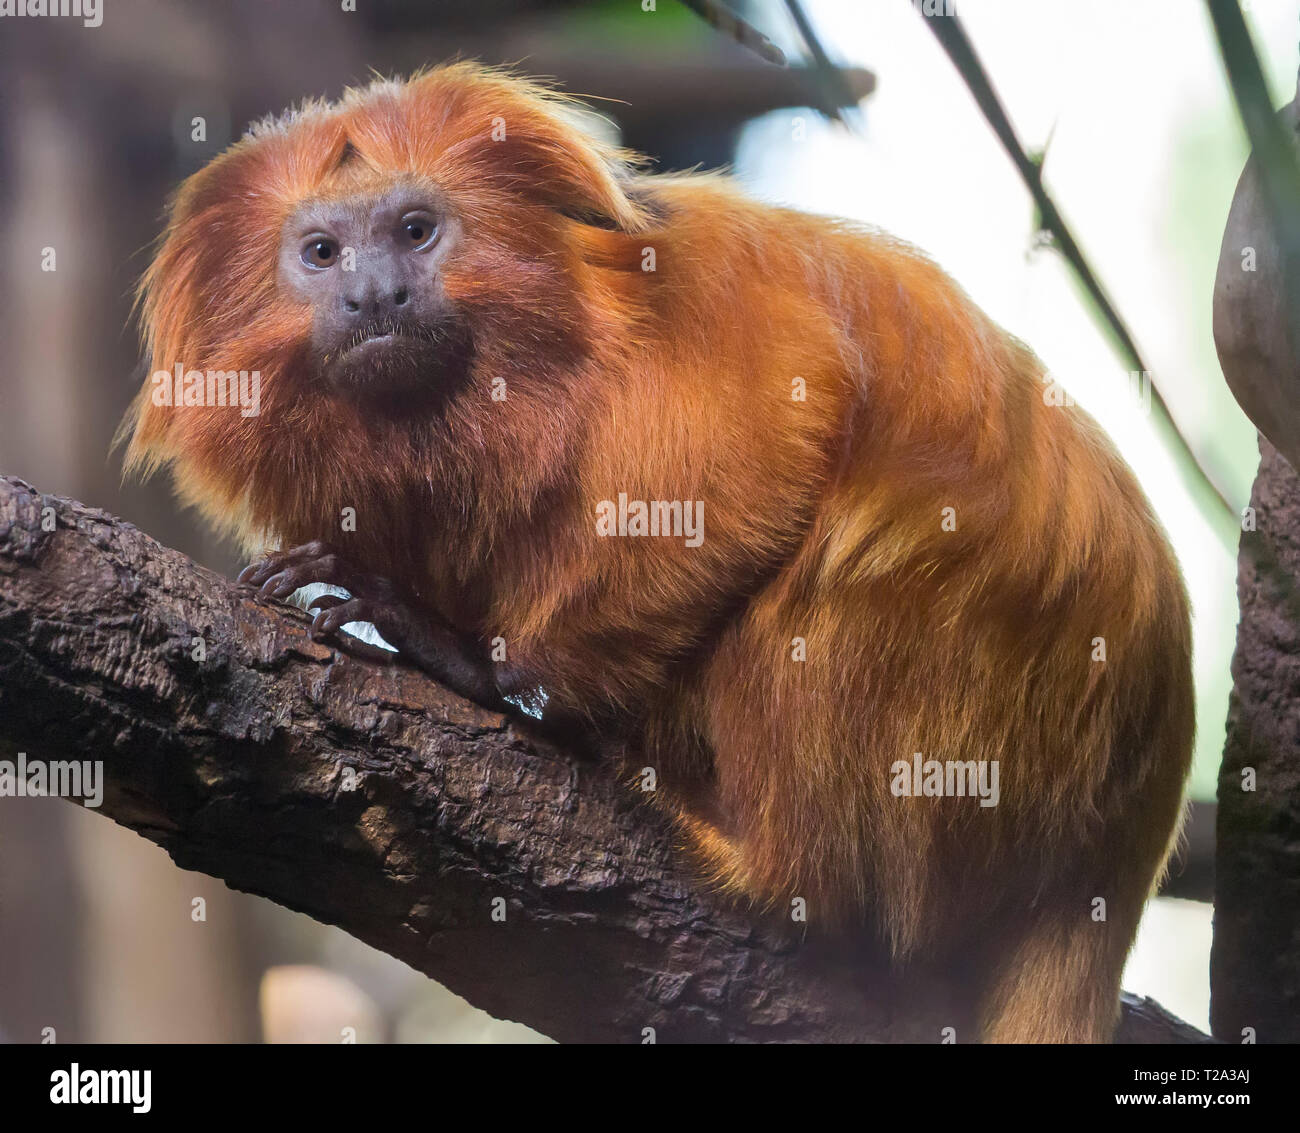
0, 475, 1209, 1043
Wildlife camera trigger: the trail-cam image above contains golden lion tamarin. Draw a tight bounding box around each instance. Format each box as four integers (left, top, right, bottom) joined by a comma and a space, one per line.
122, 63, 1194, 1043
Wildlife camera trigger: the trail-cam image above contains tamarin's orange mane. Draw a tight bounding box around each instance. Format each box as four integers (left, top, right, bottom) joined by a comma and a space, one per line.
124, 63, 654, 548
123, 62, 1194, 1043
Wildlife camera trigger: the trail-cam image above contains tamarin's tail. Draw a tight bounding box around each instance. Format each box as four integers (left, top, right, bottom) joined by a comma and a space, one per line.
976, 764, 1190, 1043
976, 904, 1135, 1043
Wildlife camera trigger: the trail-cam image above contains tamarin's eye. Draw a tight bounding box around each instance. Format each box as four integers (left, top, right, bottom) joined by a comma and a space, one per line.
301, 237, 339, 269
400, 214, 439, 251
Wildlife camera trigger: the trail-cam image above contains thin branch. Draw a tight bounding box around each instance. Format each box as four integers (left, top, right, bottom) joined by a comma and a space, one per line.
780, 0, 861, 126
914, 5, 1238, 524
678, 0, 787, 66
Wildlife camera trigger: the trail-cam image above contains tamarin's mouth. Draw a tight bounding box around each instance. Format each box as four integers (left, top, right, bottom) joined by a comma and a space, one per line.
321, 316, 472, 410
341, 318, 426, 354
343, 331, 400, 360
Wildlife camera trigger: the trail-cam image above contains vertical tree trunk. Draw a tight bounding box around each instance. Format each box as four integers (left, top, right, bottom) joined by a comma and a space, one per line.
1214, 437, 1300, 1042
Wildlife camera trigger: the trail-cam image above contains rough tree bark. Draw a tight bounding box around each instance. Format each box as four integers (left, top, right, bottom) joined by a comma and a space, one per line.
0, 475, 1208, 1043
1214, 438, 1300, 1043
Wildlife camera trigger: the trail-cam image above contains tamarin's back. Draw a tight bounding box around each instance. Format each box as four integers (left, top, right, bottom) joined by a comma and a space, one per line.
520, 176, 1194, 1037
126, 65, 1194, 1042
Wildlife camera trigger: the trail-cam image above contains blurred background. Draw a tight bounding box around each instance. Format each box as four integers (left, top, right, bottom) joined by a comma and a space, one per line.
0, 0, 1291, 1041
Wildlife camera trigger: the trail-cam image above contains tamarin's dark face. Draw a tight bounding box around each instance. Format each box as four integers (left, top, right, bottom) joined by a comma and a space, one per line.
277, 181, 470, 406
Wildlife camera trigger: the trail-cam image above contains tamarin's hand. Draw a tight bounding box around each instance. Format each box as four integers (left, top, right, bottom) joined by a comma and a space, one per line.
121, 63, 1195, 1043
238, 541, 509, 713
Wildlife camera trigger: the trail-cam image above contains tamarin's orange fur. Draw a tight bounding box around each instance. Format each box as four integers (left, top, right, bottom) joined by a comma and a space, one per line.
123, 64, 1194, 1042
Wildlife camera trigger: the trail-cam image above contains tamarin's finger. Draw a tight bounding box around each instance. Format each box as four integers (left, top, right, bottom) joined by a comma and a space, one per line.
240, 540, 344, 584
260, 571, 303, 600
310, 601, 368, 638
306, 594, 348, 612
238, 554, 299, 587
237, 560, 280, 586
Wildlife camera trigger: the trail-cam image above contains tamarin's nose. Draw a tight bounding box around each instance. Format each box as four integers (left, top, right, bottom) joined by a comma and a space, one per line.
340, 278, 410, 319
